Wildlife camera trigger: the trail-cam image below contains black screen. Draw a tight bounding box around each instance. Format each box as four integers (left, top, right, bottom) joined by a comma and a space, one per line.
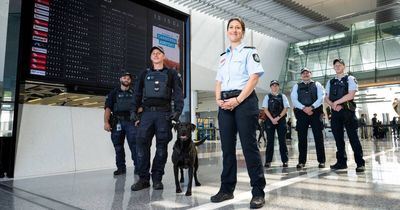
26, 0, 185, 91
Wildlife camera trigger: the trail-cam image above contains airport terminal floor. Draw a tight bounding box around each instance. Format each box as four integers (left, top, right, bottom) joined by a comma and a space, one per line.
1, 132, 400, 210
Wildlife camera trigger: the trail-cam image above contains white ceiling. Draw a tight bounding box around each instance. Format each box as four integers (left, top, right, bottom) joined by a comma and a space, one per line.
170, 0, 400, 42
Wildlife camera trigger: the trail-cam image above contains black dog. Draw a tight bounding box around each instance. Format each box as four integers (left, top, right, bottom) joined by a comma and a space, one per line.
172, 122, 206, 196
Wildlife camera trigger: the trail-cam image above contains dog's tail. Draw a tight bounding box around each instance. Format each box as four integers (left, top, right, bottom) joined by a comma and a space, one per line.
193, 136, 207, 146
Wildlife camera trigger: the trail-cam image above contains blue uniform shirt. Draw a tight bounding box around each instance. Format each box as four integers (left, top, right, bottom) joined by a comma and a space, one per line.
325, 75, 358, 96
291, 80, 325, 109
262, 93, 290, 108
216, 43, 264, 91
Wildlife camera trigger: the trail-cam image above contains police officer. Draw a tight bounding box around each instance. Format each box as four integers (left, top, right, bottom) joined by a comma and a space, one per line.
263, 80, 290, 168
211, 18, 266, 209
104, 72, 138, 176
290, 68, 326, 169
131, 46, 183, 191
325, 58, 365, 172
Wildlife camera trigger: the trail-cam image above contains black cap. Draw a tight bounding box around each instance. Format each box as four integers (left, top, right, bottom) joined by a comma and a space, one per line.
120, 71, 133, 79
333, 58, 345, 65
270, 80, 279, 86
300, 67, 311, 74
150, 46, 165, 54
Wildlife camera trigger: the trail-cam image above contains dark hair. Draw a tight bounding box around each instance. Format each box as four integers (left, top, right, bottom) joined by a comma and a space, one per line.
227, 18, 245, 33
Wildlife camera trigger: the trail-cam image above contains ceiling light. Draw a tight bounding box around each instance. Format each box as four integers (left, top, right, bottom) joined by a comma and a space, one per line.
72, 97, 90, 101
28, 98, 42, 103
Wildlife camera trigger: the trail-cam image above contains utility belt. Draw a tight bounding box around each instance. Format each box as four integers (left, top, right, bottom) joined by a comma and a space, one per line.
144, 106, 171, 112
341, 101, 356, 112
221, 90, 241, 100
109, 114, 130, 128
114, 115, 131, 121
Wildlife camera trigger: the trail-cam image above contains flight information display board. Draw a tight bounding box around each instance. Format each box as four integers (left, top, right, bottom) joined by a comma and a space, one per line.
25, 0, 186, 91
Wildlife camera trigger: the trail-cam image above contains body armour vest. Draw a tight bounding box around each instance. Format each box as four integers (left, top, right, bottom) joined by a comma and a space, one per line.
268, 93, 284, 118
297, 82, 317, 106
144, 69, 171, 101
329, 75, 349, 103
113, 88, 135, 115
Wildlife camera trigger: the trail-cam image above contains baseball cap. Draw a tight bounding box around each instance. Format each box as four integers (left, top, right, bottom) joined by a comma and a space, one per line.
300, 67, 311, 74
333, 58, 345, 65
150, 46, 165, 54
270, 80, 279, 86
120, 71, 133, 79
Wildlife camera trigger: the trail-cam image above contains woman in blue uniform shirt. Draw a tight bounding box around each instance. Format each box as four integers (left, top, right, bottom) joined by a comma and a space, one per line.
211, 18, 266, 209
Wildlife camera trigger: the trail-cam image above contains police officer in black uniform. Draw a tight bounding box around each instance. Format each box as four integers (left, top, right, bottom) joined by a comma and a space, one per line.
325, 58, 365, 172
131, 46, 183, 191
290, 68, 326, 169
262, 80, 290, 168
104, 72, 138, 176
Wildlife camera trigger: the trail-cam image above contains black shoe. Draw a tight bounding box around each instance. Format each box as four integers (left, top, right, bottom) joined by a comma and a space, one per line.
318, 163, 325, 168
153, 181, 164, 190
282, 162, 288, 168
330, 163, 347, 170
131, 179, 150, 191
210, 192, 234, 203
296, 163, 305, 169
250, 196, 265, 209
113, 168, 126, 176
356, 165, 365, 172
264, 162, 271, 168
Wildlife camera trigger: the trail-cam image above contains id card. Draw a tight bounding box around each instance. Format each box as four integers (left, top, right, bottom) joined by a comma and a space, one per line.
116, 123, 122, 131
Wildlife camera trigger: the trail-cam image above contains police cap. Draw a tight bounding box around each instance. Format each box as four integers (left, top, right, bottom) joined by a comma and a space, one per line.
150, 46, 165, 55
300, 67, 311, 74
333, 58, 345, 65
270, 80, 279, 86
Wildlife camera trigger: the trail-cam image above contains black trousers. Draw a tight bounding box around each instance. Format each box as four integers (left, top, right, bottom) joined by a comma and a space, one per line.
294, 109, 326, 164
218, 92, 266, 197
265, 117, 288, 163
331, 109, 365, 166
136, 111, 172, 182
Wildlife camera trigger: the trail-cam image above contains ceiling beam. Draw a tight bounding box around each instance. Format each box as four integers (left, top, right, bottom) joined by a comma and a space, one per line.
301, 1, 400, 30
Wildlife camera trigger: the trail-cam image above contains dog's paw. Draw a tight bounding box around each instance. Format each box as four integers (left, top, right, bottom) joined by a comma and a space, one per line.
185, 191, 192, 196
176, 188, 182, 193
195, 182, 201, 186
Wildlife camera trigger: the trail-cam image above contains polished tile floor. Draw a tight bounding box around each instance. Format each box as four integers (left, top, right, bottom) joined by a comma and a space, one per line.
1, 132, 400, 209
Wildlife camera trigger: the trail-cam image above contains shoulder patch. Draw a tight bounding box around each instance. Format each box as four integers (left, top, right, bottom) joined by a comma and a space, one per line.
220, 52, 226, 56
244, 46, 256, 49
252, 53, 260, 63
350, 76, 358, 84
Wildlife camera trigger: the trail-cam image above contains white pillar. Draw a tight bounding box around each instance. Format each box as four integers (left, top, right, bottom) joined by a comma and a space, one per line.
191, 90, 197, 125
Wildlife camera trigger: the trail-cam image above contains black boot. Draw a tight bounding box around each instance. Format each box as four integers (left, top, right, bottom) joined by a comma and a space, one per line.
131, 179, 150, 191
250, 196, 265, 209
113, 168, 126, 176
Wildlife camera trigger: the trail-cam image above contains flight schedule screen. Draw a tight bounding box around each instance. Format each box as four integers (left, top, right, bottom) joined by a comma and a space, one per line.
27, 0, 185, 90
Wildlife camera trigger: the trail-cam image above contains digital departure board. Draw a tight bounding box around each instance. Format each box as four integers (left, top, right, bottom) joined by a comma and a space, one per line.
24, 0, 187, 91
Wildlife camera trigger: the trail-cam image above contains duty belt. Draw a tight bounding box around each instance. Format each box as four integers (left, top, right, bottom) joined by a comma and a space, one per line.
221, 90, 241, 100
144, 106, 171, 112
113, 114, 131, 121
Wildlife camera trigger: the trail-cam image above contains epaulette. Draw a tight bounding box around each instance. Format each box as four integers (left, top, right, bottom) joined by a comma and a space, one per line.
220, 52, 226, 56
244, 46, 256, 49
